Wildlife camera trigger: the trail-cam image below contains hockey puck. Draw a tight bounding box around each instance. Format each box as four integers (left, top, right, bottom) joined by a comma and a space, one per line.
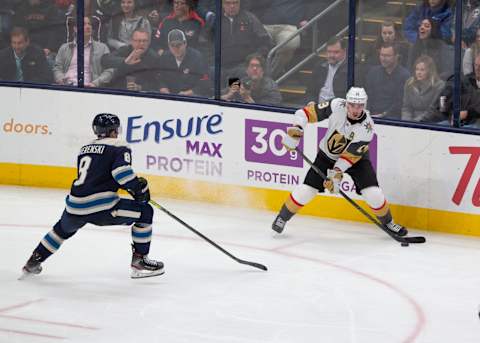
401, 242, 409, 247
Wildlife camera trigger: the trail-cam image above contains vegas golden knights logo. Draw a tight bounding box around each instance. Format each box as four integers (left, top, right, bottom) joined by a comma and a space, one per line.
327, 131, 350, 154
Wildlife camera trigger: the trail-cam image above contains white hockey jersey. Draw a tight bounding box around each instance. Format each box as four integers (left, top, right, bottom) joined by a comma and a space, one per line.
293, 98, 375, 172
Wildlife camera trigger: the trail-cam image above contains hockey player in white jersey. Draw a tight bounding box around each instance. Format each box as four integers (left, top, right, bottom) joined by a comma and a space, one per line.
272, 87, 408, 237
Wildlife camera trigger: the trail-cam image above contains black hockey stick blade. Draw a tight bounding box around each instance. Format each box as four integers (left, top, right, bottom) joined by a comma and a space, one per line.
295, 148, 426, 245
149, 200, 268, 271
403, 236, 426, 244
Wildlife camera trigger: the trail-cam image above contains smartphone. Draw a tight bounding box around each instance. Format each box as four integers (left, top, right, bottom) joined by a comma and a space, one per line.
228, 77, 240, 87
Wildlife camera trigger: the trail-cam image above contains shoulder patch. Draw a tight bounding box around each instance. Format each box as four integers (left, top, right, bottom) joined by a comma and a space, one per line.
317, 101, 329, 109
363, 121, 373, 134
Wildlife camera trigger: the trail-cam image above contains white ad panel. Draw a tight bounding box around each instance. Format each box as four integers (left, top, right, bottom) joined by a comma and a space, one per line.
0, 87, 479, 215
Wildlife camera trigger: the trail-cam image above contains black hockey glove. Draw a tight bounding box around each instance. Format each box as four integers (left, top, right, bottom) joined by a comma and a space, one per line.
128, 177, 150, 203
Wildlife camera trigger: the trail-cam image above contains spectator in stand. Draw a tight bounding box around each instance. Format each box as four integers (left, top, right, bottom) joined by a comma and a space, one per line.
364, 20, 410, 67
407, 18, 453, 79
13, 0, 65, 66
450, 0, 480, 45
0, 26, 52, 83
107, 0, 152, 50
64, 0, 115, 44
102, 28, 162, 91
143, 0, 171, 28
196, 0, 216, 28
463, 26, 480, 75
401, 55, 445, 121
403, 0, 453, 44
158, 29, 210, 96
0, 1, 16, 50
365, 43, 410, 119
152, 0, 205, 56
420, 54, 480, 127
53, 17, 113, 87
305, 36, 347, 103
96, 0, 121, 17
221, 53, 281, 105
246, 0, 323, 79
220, 0, 273, 83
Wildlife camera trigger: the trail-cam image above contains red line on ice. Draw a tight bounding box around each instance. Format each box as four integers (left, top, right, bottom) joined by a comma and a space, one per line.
0, 327, 65, 339
0, 299, 44, 313
0, 314, 99, 330
3, 222, 425, 342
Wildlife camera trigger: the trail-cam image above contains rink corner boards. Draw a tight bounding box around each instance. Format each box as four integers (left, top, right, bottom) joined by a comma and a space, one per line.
1, 162, 478, 237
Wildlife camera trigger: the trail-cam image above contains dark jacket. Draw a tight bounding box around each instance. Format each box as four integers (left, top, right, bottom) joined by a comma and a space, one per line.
245, 76, 282, 105
421, 73, 480, 125
222, 76, 282, 106
158, 47, 210, 95
152, 10, 205, 51
13, 0, 64, 52
0, 44, 52, 83
365, 64, 410, 119
403, 2, 453, 43
101, 45, 162, 91
221, 10, 273, 69
305, 58, 348, 102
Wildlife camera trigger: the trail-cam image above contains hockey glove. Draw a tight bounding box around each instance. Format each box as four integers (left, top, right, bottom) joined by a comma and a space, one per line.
323, 168, 343, 194
282, 126, 303, 151
128, 177, 150, 203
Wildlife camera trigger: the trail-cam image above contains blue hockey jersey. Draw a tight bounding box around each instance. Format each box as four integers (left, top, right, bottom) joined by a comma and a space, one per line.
65, 137, 141, 215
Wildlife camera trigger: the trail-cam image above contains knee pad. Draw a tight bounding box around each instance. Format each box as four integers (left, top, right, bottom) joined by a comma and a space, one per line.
291, 184, 318, 206
361, 186, 386, 209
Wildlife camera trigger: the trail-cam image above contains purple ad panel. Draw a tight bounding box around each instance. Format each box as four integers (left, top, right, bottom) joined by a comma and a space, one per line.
317, 127, 377, 170
245, 119, 303, 168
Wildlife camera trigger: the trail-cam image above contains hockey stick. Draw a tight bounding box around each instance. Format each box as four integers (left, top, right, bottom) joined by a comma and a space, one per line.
295, 148, 426, 245
149, 199, 268, 271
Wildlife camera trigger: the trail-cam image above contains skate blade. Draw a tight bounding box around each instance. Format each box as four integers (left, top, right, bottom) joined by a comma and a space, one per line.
18, 270, 36, 281
130, 268, 165, 279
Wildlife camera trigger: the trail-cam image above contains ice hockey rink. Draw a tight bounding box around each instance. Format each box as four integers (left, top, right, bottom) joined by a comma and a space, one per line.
1, 185, 479, 343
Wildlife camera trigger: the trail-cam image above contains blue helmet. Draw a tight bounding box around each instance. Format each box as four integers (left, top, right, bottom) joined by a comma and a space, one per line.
92, 113, 121, 137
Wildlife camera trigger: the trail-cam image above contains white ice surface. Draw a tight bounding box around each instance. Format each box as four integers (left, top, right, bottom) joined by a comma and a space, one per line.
0, 185, 479, 343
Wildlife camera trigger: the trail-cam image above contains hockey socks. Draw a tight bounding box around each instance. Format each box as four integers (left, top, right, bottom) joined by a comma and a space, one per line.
272, 185, 317, 234
362, 187, 408, 236
272, 194, 303, 234
131, 223, 152, 255
22, 228, 67, 276
272, 204, 296, 233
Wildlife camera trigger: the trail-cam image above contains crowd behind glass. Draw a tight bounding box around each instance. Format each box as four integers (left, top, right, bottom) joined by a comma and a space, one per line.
0, 0, 478, 129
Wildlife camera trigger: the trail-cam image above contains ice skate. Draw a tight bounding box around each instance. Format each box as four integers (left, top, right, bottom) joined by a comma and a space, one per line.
131, 246, 164, 279
19, 252, 43, 280
272, 215, 287, 234
386, 222, 408, 237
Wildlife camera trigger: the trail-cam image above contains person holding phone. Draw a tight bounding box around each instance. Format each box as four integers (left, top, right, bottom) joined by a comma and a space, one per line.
221, 53, 281, 105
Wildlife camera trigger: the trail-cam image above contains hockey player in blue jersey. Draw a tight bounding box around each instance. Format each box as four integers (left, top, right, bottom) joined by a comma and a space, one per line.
21, 113, 164, 279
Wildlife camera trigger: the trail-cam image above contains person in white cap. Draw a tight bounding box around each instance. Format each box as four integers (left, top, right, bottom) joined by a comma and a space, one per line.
272, 87, 409, 237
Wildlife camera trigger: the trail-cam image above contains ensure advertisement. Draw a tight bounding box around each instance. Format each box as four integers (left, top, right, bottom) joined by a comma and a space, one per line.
126, 113, 224, 181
